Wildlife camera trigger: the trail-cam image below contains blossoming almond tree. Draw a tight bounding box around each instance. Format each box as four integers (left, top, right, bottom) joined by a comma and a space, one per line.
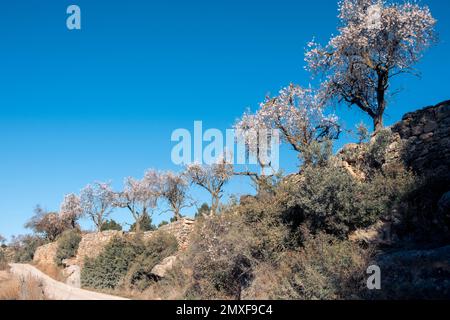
305, 0, 436, 132
80, 182, 116, 232
115, 169, 162, 233
235, 83, 340, 168
185, 158, 233, 216
160, 171, 191, 221
59, 193, 83, 229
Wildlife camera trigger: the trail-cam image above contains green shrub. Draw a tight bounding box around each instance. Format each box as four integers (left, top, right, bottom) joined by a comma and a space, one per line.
367, 128, 392, 167
356, 122, 370, 144
81, 232, 178, 291
300, 139, 333, 168
129, 213, 156, 232
185, 215, 255, 299
158, 221, 169, 228
10, 235, 47, 263
282, 164, 373, 238
177, 190, 298, 299
247, 233, 370, 300
101, 219, 122, 231
81, 237, 143, 289
195, 203, 210, 218
124, 231, 178, 291
54, 229, 82, 266
282, 161, 416, 239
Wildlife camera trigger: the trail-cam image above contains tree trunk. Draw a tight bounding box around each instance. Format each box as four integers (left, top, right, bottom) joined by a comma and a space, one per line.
374, 70, 388, 132
373, 114, 384, 133
173, 208, 181, 221
210, 195, 219, 216
135, 216, 141, 233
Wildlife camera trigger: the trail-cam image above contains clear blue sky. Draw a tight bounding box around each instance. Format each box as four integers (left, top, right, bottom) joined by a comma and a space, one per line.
1, 0, 449, 240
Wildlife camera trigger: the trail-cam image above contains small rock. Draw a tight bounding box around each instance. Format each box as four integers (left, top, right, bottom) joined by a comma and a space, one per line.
419, 132, 434, 142
151, 256, 177, 278
348, 221, 393, 245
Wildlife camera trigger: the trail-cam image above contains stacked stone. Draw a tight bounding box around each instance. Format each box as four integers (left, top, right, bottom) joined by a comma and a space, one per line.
391, 100, 450, 179
33, 242, 59, 266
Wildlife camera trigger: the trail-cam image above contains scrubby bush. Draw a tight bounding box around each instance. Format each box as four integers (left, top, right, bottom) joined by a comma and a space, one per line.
81, 232, 178, 291
281, 160, 416, 240
124, 231, 178, 291
181, 200, 288, 299
283, 164, 366, 238
356, 122, 369, 144
184, 213, 256, 299
129, 213, 156, 232
195, 203, 210, 219
101, 219, 122, 231
158, 221, 169, 228
81, 237, 142, 289
367, 128, 392, 168
245, 233, 371, 300
10, 235, 47, 263
54, 229, 82, 266
177, 196, 371, 300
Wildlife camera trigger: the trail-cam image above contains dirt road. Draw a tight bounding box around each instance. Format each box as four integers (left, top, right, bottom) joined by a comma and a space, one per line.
9, 264, 129, 300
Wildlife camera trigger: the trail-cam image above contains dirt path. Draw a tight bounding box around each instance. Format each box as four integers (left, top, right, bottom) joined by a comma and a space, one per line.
9, 264, 129, 300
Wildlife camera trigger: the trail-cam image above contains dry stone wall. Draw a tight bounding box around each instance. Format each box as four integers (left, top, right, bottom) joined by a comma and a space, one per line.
151, 218, 195, 250
33, 241, 59, 266
74, 230, 124, 265
75, 218, 195, 265
391, 100, 450, 179
32, 218, 196, 268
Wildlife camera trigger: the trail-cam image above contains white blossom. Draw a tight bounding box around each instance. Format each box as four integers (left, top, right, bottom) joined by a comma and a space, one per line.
80, 182, 116, 232
235, 84, 340, 165
185, 158, 233, 216
305, 0, 436, 131
160, 171, 190, 221
116, 169, 163, 232
59, 193, 83, 228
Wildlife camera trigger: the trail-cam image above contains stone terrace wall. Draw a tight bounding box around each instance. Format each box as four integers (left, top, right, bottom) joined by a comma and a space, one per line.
32, 218, 196, 268
74, 218, 195, 265
144, 218, 195, 250
74, 230, 123, 265
391, 100, 450, 179
33, 241, 59, 266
